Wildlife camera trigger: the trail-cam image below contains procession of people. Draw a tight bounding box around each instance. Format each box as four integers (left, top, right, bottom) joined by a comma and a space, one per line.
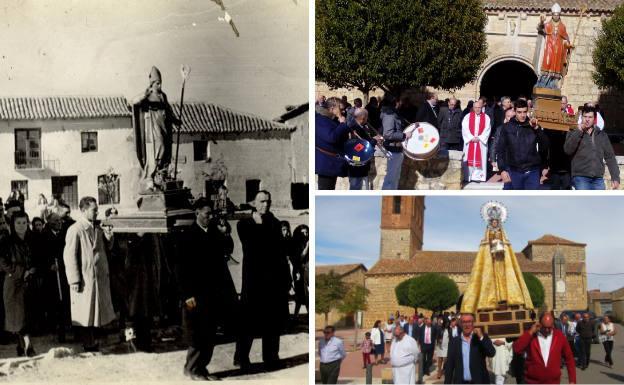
315, 92, 619, 191
319, 307, 619, 384
0, 188, 308, 380
314, 3, 621, 191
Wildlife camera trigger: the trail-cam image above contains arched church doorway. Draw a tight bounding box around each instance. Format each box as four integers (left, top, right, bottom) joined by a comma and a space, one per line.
479, 60, 538, 101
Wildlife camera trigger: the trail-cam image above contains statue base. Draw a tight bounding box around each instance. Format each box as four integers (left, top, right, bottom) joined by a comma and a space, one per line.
533, 87, 577, 131
107, 182, 195, 233
474, 304, 533, 338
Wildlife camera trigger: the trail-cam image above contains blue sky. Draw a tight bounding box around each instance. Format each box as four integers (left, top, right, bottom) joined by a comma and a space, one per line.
316, 196, 624, 292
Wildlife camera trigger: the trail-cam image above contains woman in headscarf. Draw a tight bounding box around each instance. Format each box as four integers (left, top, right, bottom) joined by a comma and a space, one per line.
0, 211, 38, 356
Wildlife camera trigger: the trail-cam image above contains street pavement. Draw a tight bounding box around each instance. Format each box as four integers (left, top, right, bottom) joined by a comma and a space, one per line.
315, 325, 624, 384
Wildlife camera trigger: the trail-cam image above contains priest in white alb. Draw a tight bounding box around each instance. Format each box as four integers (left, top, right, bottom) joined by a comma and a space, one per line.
390, 325, 420, 384
462, 98, 491, 182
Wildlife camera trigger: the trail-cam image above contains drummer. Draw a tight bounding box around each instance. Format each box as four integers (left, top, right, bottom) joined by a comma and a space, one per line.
347, 108, 382, 190
315, 97, 351, 190
381, 94, 412, 190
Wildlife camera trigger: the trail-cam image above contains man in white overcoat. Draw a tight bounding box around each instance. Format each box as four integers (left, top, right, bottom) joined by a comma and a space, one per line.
462, 99, 491, 182
63, 196, 115, 351
391, 325, 420, 384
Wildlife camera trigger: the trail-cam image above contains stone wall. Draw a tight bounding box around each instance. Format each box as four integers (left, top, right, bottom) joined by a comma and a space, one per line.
380, 229, 413, 260
364, 269, 586, 328
336, 150, 463, 190
363, 273, 470, 328
524, 244, 586, 262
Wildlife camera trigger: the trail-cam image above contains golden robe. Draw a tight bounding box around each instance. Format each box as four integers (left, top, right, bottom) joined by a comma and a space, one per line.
460, 228, 533, 314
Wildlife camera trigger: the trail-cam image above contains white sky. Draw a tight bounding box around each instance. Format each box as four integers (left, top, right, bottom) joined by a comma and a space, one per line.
316, 196, 624, 292
0, 0, 308, 119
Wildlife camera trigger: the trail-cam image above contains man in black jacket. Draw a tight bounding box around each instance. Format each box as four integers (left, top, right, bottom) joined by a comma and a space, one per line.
438, 97, 463, 151
564, 106, 620, 190
177, 197, 239, 380
236, 190, 291, 371
415, 92, 439, 128
445, 313, 496, 384
496, 99, 549, 190
576, 312, 594, 370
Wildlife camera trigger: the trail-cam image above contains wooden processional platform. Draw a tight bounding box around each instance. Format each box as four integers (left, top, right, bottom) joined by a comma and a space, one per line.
474, 304, 534, 338
533, 87, 577, 131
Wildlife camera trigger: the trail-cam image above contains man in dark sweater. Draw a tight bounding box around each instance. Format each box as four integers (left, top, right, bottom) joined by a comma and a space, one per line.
496, 99, 549, 190
575, 312, 594, 370
564, 106, 620, 190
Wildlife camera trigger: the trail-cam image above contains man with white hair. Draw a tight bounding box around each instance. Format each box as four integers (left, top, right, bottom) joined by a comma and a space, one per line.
536, 3, 573, 89
347, 107, 380, 190
391, 325, 420, 384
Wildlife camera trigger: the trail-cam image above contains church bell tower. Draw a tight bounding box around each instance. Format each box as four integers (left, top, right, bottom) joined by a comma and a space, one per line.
379, 196, 425, 260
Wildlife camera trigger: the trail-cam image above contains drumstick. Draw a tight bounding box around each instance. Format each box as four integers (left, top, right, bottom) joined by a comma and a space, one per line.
363, 125, 393, 159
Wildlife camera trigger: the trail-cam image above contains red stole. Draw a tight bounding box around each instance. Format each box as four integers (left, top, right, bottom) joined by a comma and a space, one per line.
468, 112, 485, 168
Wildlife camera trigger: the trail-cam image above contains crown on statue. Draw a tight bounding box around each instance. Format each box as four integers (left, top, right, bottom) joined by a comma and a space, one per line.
481, 201, 508, 223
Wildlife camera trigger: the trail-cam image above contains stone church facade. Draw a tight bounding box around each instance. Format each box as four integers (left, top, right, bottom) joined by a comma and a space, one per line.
363, 196, 588, 328
316, 0, 624, 132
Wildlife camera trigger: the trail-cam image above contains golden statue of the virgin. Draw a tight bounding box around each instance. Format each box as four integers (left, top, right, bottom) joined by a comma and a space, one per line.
461, 202, 534, 314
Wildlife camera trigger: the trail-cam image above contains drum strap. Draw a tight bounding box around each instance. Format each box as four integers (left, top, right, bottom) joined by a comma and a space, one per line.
315, 146, 339, 158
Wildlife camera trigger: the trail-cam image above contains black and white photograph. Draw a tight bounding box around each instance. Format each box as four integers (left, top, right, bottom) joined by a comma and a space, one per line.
0, 0, 308, 382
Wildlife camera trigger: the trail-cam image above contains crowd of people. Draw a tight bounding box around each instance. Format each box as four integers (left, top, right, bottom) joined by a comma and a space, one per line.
319, 309, 617, 384
0, 189, 309, 380
315, 92, 620, 190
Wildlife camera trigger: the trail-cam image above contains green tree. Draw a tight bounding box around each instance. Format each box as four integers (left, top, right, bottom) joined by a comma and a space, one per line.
593, 4, 624, 90
316, 271, 347, 327
396, 273, 460, 313
523, 272, 545, 309
395, 279, 411, 308
339, 285, 370, 349
316, 0, 488, 99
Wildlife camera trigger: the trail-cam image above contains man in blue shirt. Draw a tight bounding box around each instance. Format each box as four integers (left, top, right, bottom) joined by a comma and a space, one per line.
319, 325, 346, 384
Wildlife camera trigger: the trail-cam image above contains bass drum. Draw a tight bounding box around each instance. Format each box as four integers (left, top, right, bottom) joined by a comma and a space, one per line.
342, 138, 374, 166
402, 122, 440, 160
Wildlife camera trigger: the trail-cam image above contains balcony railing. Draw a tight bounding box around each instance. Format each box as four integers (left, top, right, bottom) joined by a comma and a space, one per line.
15, 150, 43, 170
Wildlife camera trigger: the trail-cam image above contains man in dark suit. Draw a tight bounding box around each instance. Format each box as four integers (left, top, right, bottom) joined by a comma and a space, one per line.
177, 197, 239, 380
445, 313, 496, 384
404, 315, 417, 339
235, 190, 291, 371
415, 92, 439, 128
419, 317, 439, 376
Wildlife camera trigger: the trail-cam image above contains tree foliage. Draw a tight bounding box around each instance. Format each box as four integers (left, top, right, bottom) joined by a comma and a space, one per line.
316, 271, 347, 325
593, 4, 624, 90
523, 272, 545, 309
316, 0, 488, 96
339, 284, 370, 314
396, 273, 460, 312
395, 279, 411, 307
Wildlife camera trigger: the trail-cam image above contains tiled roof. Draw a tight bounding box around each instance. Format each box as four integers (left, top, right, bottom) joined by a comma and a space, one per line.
527, 234, 586, 246
0, 96, 131, 120
367, 250, 585, 275
316, 263, 367, 277
588, 290, 612, 301
173, 102, 293, 134
482, 0, 622, 13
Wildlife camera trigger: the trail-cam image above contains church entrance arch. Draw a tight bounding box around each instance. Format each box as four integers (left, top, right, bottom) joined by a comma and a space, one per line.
479, 58, 538, 102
